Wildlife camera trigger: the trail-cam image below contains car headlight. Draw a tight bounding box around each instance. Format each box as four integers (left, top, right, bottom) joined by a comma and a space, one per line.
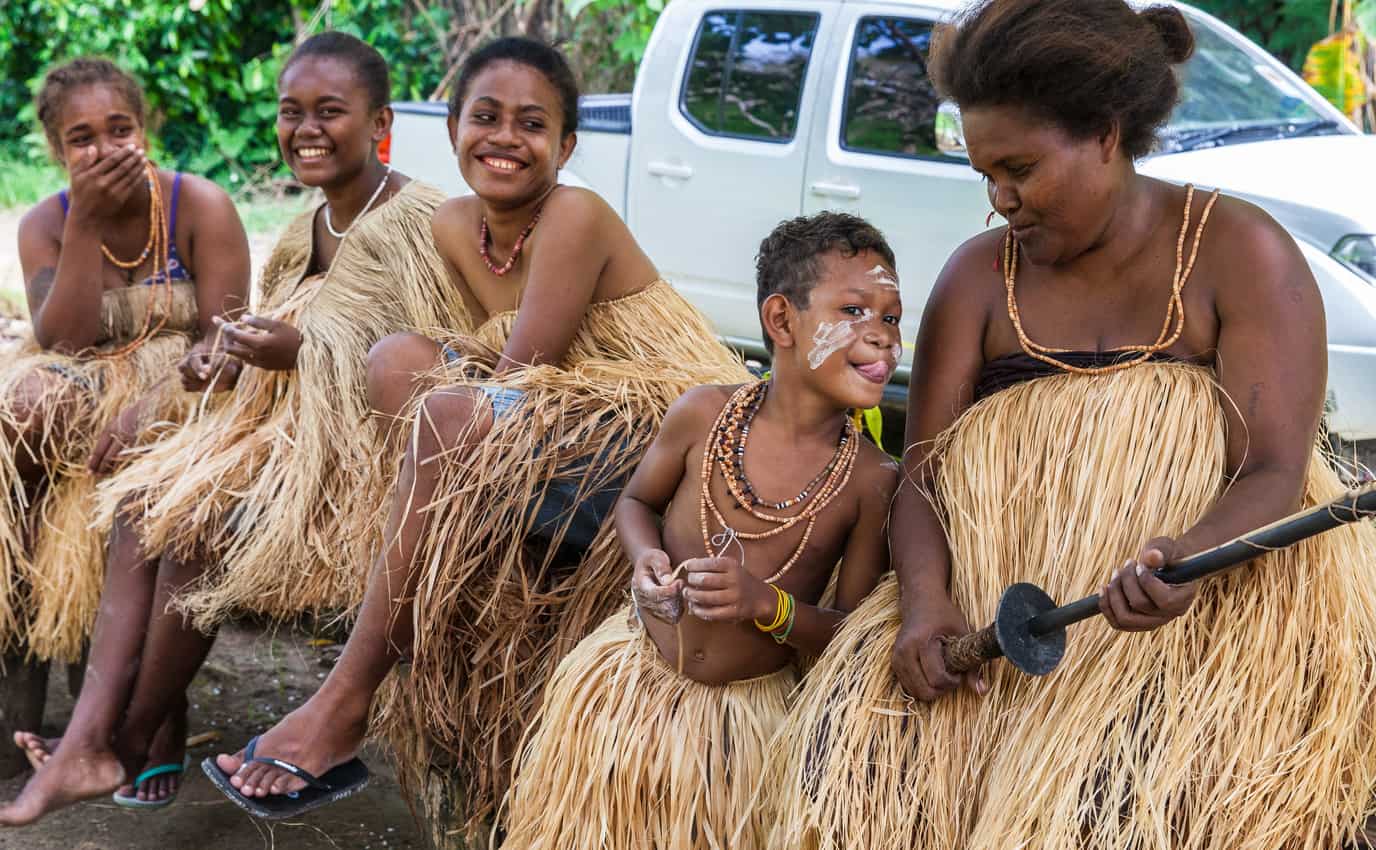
1332, 234, 1376, 283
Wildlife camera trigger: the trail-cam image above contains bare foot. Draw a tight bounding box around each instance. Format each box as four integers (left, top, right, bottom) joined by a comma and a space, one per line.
0, 740, 126, 826
114, 700, 188, 803
213, 691, 369, 799
12, 732, 60, 771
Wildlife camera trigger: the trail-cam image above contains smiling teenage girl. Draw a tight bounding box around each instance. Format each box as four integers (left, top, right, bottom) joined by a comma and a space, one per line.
0, 32, 470, 826
208, 38, 751, 835
0, 58, 249, 673
769, 2, 1376, 848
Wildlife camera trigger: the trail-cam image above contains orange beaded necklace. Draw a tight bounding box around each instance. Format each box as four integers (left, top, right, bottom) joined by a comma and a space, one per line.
698, 380, 858, 584
93, 161, 174, 359
1004, 183, 1220, 376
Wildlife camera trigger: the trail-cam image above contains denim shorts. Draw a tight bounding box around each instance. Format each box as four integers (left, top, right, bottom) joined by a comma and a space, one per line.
476, 384, 626, 553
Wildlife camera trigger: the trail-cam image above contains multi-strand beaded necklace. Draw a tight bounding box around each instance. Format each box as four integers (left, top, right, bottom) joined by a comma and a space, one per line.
95, 161, 174, 359
698, 380, 858, 584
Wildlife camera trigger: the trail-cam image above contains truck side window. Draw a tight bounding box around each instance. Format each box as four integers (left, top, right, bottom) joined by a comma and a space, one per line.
681, 10, 820, 143
842, 17, 941, 158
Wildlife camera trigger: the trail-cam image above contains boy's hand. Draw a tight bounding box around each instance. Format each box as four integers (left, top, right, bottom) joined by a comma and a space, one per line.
1099, 536, 1196, 632
681, 556, 774, 625
216, 313, 302, 371
631, 549, 684, 624
891, 593, 987, 702
179, 338, 241, 392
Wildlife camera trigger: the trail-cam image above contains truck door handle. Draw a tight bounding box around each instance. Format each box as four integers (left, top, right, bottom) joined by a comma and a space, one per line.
648, 161, 694, 180
810, 181, 861, 200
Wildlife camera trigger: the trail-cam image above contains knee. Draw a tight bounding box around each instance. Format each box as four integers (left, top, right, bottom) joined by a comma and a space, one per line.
413, 386, 492, 459
366, 332, 440, 418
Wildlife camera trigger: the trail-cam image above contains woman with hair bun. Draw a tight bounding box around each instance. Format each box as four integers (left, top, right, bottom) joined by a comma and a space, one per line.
769, 1, 1376, 848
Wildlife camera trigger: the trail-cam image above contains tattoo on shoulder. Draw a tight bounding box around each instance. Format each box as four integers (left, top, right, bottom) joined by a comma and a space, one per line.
28, 267, 56, 302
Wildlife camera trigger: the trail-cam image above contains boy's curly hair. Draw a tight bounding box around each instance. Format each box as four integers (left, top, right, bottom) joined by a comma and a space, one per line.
755, 212, 895, 353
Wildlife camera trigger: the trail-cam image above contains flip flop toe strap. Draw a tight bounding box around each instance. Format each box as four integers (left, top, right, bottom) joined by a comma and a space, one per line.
241, 736, 332, 792
134, 762, 185, 788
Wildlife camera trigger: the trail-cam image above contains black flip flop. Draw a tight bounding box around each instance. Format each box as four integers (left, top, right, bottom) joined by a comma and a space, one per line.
201, 735, 369, 820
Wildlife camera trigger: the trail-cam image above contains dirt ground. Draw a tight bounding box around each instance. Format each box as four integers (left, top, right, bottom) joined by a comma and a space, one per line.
0, 620, 428, 850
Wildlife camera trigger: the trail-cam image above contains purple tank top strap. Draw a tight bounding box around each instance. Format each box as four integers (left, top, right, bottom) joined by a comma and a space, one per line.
168, 172, 183, 236
59, 189, 69, 216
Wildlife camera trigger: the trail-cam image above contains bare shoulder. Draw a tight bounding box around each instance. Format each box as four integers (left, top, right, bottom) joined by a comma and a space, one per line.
664, 383, 737, 430
544, 185, 616, 221
926, 228, 1004, 320
18, 193, 64, 244
1197, 191, 1317, 311
174, 171, 233, 209
431, 196, 476, 250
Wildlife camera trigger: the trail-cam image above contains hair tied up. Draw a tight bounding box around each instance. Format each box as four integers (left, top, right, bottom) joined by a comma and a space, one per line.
1140, 5, 1195, 65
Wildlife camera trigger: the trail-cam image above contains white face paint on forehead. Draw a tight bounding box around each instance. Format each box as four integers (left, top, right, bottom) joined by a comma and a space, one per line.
808, 309, 873, 370
867, 264, 899, 289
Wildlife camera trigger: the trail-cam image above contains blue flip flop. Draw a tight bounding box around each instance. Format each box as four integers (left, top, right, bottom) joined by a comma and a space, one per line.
112, 755, 190, 809
201, 736, 370, 820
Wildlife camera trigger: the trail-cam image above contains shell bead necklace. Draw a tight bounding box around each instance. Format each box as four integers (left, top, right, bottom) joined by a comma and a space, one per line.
95, 160, 173, 360
324, 164, 393, 239
1004, 183, 1220, 376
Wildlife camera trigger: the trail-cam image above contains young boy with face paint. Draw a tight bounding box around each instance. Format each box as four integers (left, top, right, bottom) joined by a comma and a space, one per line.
498, 211, 902, 849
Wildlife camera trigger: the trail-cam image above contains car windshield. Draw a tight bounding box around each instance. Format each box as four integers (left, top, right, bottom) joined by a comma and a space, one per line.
1160, 12, 1344, 151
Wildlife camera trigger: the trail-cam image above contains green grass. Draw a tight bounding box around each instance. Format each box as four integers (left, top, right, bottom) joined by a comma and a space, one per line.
235, 192, 312, 236
0, 157, 64, 209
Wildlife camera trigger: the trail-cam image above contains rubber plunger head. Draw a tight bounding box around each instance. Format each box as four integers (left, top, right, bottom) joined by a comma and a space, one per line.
994, 582, 1065, 676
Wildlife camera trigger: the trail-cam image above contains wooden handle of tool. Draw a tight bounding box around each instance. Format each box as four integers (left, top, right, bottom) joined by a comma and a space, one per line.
941, 624, 1001, 674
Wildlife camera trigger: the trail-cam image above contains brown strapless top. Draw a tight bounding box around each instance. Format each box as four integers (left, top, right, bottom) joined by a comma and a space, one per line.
974, 351, 1185, 401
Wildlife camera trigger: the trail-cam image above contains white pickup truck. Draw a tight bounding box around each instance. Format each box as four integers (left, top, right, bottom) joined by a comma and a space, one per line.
390, 0, 1376, 441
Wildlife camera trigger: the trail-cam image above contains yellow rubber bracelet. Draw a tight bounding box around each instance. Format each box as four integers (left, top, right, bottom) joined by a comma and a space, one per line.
755, 585, 788, 632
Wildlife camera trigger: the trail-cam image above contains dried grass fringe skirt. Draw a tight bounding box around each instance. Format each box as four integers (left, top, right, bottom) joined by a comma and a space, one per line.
767, 361, 1376, 850
0, 282, 197, 661
500, 608, 796, 850
373, 281, 752, 840
97, 181, 470, 626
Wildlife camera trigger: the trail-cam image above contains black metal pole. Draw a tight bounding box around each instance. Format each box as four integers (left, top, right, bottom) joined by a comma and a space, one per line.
1026, 486, 1376, 637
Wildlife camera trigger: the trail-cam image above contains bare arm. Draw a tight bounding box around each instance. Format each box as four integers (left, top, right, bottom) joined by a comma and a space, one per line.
493, 189, 609, 373
181, 174, 251, 338
1100, 200, 1327, 629
889, 237, 993, 700
25, 147, 148, 351
774, 458, 898, 657
616, 387, 721, 620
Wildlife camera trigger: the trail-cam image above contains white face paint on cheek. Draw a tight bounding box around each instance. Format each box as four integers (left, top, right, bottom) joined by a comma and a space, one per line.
867, 264, 899, 289
808, 309, 873, 370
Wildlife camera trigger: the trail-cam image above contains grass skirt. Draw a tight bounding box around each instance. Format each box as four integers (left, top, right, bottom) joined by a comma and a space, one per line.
501, 608, 796, 850
374, 281, 751, 839
768, 362, 1376, 850
98, 182, 471, 626
0, 283, 196, 660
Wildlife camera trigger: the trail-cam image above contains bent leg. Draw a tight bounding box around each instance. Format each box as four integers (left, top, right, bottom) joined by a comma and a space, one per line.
366, 331, 443, 426
0, 501, 158, 825
110, 550, 215, 802
2, 368, 88, 498
217, 384, 493, 798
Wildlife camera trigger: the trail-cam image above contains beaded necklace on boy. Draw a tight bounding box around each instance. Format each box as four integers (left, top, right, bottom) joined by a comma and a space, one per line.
698, 380, 858, 584
1003, 183, 1220, 376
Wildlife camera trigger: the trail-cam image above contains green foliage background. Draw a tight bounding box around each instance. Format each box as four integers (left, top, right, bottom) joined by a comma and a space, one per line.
0, 0, 655, 197
0, 0, 1354, 202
